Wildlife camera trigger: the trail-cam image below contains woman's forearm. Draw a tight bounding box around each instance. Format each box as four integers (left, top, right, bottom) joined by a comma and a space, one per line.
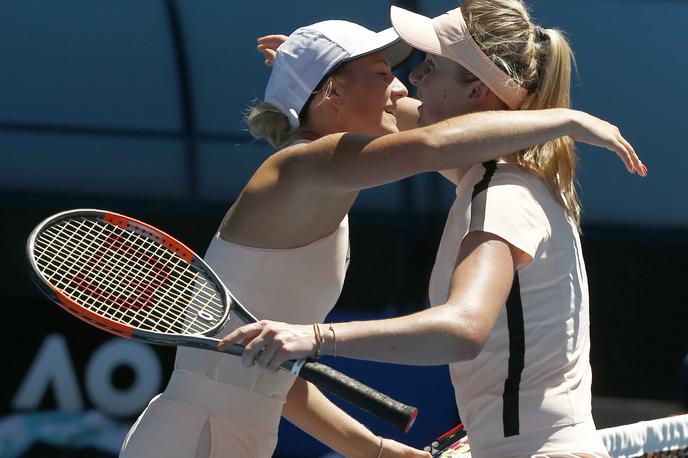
419, 108, 576, 170
285, 106, 639, 194
319, 305, 481, 365
282, 378, 382, 458
324, 233, 516, 365
217, 305, 478, 369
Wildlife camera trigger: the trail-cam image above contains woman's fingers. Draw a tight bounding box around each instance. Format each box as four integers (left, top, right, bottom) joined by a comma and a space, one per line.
257, 34, 288, 44
618, 134, 645, 176
219, 324, 253, 347
254, 341, 281, 371
256, 45, 278, 66
612, 135, 646, 177
602, 124, 633, 174
263, 49, 277, 65
217, 322, 264, 359
219, 321, 318, 370
257, 34, 288, 50
257, 38, 285, 48
612, 131, 634, 173
382, 439, 432, 457
613, 139, 633, 173
574, 112, 645, 176
241, 333, 267, 368
265, 348, 290, 373
256, 35, 287, 66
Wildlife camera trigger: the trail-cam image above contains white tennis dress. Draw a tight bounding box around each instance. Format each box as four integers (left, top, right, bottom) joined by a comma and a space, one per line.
429, 162, 609, 458
120, 213, 350, 457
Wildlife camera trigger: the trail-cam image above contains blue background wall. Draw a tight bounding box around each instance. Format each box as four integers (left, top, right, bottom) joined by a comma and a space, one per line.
1, 1, 686, 457
3, 0, 686, 222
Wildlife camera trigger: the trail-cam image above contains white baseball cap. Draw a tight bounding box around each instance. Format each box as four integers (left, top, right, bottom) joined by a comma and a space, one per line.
264, 20, 413, 128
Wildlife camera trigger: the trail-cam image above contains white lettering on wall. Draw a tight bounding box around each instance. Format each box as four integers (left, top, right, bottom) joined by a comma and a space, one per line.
12, 334, 162, 417
85, 339, 161, 416
12, 334, 84, 411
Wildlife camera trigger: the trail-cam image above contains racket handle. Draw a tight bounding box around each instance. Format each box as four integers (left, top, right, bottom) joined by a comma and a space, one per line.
294, 360, 418, 432
197, 338, 417, 430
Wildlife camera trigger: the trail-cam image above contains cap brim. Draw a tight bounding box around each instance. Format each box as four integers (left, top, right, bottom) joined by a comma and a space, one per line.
349, 26, 413, 68
390, 5, 443, 56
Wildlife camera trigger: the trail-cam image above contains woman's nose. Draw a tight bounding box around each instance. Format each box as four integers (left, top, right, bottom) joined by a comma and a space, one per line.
409, 62, 427, 86
390, 77, 409, 100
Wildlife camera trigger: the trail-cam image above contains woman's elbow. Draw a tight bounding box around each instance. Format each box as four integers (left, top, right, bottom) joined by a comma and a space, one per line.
447, 323, 488, 362
459, 335, 485, 361
465, 340, 485, 361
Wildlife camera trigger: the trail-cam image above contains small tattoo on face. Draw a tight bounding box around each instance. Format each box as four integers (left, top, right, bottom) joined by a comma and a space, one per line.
443, 89, 448, 99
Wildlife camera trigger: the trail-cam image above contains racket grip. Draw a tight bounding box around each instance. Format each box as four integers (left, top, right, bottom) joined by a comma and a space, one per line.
296, 360, 418, 432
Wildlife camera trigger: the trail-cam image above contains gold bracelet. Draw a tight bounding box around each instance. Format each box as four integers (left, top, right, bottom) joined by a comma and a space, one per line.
312, 323, 323, 359
316, 323, 322, 358
376, 436, 384, 458
328, 322, 337, 357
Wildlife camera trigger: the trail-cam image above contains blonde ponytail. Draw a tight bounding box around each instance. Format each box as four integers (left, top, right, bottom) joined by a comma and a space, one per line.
244, 102, 296, 149
461, 0, 582, 228
517, 28, 580, 228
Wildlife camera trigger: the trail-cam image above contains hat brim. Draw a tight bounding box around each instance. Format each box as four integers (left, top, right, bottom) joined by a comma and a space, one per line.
390, 6, 443, 56
348, 26, 413, 69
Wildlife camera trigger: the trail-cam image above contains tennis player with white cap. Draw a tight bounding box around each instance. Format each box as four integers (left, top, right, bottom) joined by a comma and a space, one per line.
120, 23, 436, 458
219, 1, 640, 456
262, 22, 411, 131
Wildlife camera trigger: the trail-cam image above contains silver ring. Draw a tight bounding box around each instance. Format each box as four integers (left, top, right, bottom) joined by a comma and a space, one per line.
252, 345, 268, 365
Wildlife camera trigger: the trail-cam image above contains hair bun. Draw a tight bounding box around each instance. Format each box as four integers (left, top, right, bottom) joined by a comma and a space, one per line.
534, 25, 550, 42
245, 102, 295, 148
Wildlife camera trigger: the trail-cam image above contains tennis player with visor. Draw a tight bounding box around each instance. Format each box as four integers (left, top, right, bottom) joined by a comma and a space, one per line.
219, 1, 644, 457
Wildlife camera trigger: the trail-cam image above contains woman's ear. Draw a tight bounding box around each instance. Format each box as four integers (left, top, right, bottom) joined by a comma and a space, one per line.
322, 91, 342, 110
322, 77, 346, 109
468, 80, 491, 102
469, 80, 503, 110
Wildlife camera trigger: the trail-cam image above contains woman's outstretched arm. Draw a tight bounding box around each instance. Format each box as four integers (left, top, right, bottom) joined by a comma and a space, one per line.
276, 108, 643, 196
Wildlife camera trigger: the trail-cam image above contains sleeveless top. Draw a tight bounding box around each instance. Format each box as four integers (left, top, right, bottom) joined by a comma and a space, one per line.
173, 139, 350, 405
173, 214, 350, 398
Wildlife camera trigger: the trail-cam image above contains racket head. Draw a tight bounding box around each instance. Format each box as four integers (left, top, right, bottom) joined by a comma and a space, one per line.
426, 423, 470, 457
27, 209, 235, 343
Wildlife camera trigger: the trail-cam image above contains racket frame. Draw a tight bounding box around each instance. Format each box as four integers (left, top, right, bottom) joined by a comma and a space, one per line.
27, 208, 265, 351
26, 208, 415, 430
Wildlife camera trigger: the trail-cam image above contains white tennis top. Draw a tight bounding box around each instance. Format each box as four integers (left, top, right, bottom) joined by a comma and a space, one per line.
173, 214, 350, 393
429, 162, 608, 457
122, 140, 352, 455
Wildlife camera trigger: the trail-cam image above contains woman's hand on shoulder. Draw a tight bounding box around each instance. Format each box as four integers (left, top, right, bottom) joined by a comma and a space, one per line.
568, 110, 647, 176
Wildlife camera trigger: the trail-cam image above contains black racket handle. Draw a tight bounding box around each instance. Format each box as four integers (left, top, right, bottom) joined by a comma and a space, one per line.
295, 360, 418, 432
208, 339, 417, 431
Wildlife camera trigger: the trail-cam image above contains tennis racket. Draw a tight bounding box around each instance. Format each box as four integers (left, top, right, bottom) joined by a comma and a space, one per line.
424, 423, 471, 457
26, 209, 417, 432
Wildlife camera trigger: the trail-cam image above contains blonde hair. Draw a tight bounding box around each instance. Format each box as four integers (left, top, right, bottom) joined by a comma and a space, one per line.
245, 102, 294, 149
460, 0, 581, 228
245, 67, 350, 149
